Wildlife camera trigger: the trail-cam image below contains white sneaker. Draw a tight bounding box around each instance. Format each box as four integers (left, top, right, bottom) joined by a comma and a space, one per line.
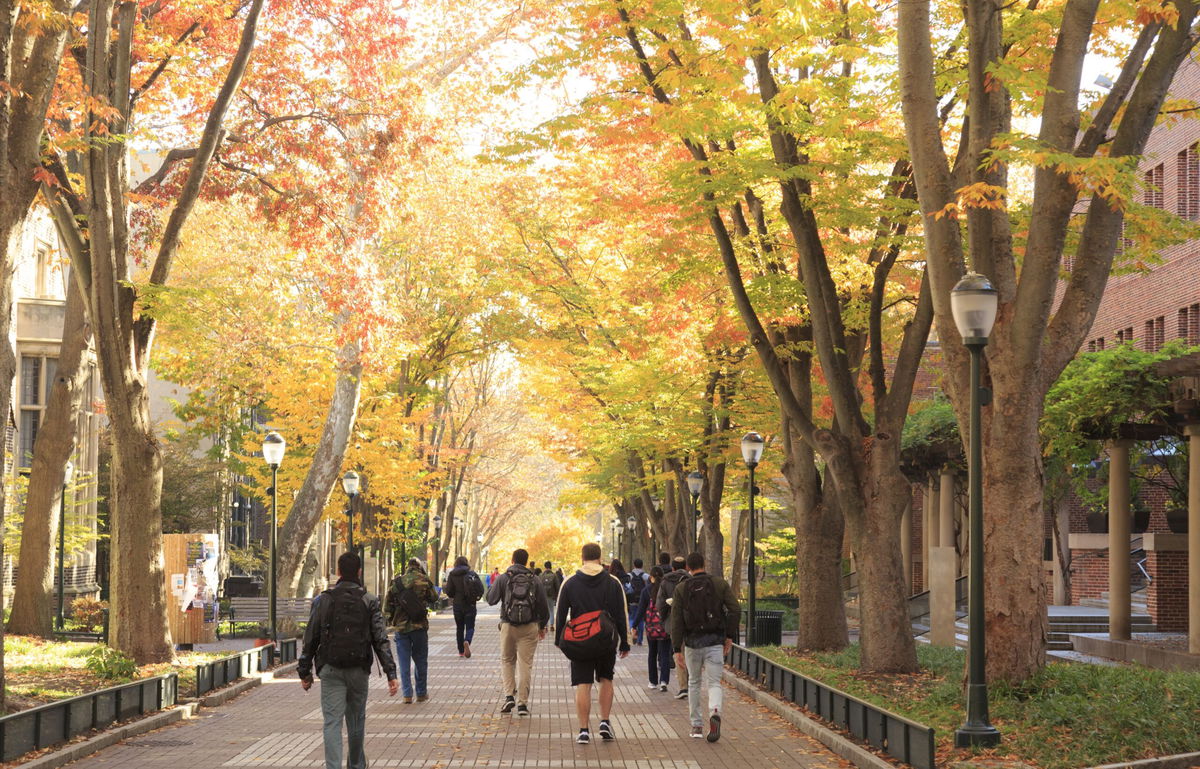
659, 682, 668, 692
647, 682, 659, 689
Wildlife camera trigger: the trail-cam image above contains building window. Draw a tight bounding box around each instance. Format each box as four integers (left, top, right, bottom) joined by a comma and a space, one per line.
1144, 316, 1165, 351
1179, 144, 1200, 220
1116, 327, 1134, 345
1144, 163, 1164, 209
1088, 340, 1096, 353
17, 355, 61, 468
1097, 337, 1105, 350
1181, 304, 1200, 345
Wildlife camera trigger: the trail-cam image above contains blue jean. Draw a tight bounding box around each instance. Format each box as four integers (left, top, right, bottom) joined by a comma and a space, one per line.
685, 645, 725, 726
632, 614, 645, 644
453, 603, 477, 654
647, 637, 672, 685
319, 664, 369, 769
394, 629, 428, 697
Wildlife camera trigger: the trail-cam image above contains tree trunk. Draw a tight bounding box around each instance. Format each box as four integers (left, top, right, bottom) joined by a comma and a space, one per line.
8, 281, 90, 637
296, 532, 321, 597
276, 340, 362, 595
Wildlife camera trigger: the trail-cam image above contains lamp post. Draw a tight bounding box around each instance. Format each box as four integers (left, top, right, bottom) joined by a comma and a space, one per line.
741, 432, 764, 646
432, 514, 443, 580
342, 470, 360, 555
950, 272, 1001, 748
686, 471, 703, 554
625, 515, 636, 566
56, 460, 75, 630
454, 518, 465, 560
476, 532, 483, 561
262, 432, 286, 644
400, 516, 407, 567
610, 518, 619, 562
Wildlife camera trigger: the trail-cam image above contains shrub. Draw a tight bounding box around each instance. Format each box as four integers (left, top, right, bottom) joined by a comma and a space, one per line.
70, 597, 108, 631
84, 646, 137, 680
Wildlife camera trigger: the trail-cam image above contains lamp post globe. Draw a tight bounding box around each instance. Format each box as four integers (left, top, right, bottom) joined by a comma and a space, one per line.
55, 460, 75, 630
262, 431, 286, 645
741, 431, 763, 645
950, 272, 1001, 748
342, 470, 360, 556
686, 471, 703, 552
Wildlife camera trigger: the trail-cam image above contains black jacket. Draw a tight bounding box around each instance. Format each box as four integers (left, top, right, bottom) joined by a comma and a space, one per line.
298, 579, 397, 680
554, 563, 630, 652
655, 568, 689, 619
486, 564, 550, 628
667, 571, 740, 651
443, 564, 475, 608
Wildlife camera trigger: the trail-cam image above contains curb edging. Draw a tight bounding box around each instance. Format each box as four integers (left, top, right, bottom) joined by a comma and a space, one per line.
724, 670, 896, 769
16, 702, 200, 769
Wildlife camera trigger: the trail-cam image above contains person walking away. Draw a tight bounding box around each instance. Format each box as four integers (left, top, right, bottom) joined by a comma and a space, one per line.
298, 552, 399, 769
627, 559, 647, 645
385, 558, 437, 703
486, 548, 549, 716
669, 552, 739, 742
656, 556, 690, 699
540, 561, 561, 631
631, 566, 672, 690
555, 542, 630, 745
444, 556, 485, 658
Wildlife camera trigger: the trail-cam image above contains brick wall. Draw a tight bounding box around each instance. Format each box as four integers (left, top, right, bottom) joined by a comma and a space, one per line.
1070, 549, 1109, 602
1146, 551, 1189, 631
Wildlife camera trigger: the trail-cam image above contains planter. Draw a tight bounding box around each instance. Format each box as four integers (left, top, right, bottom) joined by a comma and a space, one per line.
1086, 512, 1108, 533
1133, 507, 1151, 534
1166, 508, 1189, 533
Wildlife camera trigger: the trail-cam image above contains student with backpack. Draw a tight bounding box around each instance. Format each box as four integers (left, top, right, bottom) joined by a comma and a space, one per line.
444, 556, 485, 658
555, 542, 631, 745
384, 558, 438, 703
669, 552, 740, 743
539, 561, 561, 632
627, 559, 647, 645
486, 548, 550, 716
630, 565, 672, 691
655, 556, 690, 699
298, 552, 398, 769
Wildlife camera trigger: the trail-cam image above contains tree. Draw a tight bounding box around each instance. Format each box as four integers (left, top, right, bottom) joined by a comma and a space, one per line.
898, 0, 1199, 680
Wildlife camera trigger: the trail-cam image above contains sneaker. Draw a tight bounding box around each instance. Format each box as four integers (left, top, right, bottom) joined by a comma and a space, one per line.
576, 729, 591, 744
707, 711, 721, 743
598, 720, 615, 741
516, 703, 530, 716
402, 696, 413, 704
659, 682, 668, 692
675, 688, 689, 700
647, 682, 659, 689
500, 696, 516, 713
416, 694, 428, 702
690, 725, 704, 738
463, 641, 472, 659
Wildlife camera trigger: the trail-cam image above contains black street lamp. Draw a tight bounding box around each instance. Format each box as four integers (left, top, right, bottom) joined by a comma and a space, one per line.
625, 515, 636, 566
262, 431, 287, 644
432, 514, 443, 581
56, 460, 74, 630
741, 431, 764, 646
950, 272, 1001, 748
342, 470, 360, 555
399, 516, 407, 567
686, 471, 703, 554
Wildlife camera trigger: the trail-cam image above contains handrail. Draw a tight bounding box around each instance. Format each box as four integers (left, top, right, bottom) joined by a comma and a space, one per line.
0, 673, 178, 762
908, 575, 968, 625
728, 645, 936, 769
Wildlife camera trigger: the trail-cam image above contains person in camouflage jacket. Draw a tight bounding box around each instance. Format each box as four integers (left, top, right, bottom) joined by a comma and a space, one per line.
384, 558, 438, 702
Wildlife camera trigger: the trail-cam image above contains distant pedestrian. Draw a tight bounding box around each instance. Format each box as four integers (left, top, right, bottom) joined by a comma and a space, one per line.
486, 548, 550, 716
385, 558, 437, 703
627, 558, 647, 644
444, 556, 485, 658
298, 552, 398, 769
555, 542, 630, 745
489, 567, 501, 587
669, 552, 739, 742
631, 565, 672, 691
656, 556, 690, 699
539, 560, 561, 631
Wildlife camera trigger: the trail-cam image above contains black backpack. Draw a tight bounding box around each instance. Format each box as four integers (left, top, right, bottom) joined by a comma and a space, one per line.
681, 574, 724, 635
658, 570, 687, 620
503, 570, 538, 624
538, 570, 559, 599
628, 570, 646, 598
319, 584, 373, 669
393, 577, 427, 624
463, 571, 485, 602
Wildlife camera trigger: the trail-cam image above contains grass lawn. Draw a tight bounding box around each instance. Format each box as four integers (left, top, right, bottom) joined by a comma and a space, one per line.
754, 644, 1200, 769
4, 635, 234, 714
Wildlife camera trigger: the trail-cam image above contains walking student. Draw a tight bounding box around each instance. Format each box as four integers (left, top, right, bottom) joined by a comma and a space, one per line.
669, 552, 740, 742
555, 542, 630, 745
444, 556, 485, 658
539, 560, 561, 631
631, 565, 672, 691
655, 555, 690, 699
627, 558, 647, 645
385, 557, 437, 703
486, 548, 550, 716
298, 552, 398, 769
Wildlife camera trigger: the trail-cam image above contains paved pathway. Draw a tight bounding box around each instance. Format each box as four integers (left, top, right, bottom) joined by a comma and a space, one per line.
67, 604, 850, 769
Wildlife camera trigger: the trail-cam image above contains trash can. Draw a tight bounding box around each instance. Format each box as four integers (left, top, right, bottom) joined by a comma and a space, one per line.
740, 609, 784, 646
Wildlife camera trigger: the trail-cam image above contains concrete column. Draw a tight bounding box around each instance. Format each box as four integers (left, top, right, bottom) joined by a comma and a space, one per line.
930, 546, 957, 646
1108, 439, 1133, 641
1187, 424, 1200, 655
940, 469, 956, 553
922, 477, 935, 587
901, 498, 913, 594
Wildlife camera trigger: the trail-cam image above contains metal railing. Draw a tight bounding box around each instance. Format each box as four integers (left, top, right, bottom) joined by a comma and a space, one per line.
0, 673, 178, 762
908, 575, 968, 632
728, 645, 937, 769
274, 638, 298, 664
195, 646, 271, 698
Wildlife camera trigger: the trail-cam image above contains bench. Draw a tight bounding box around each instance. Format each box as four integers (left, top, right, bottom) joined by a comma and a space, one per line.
226, 597, 312, 635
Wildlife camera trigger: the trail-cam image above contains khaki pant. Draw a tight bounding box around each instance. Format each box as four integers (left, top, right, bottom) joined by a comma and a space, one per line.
677, 654, 689, 690
499, 622, 540, 705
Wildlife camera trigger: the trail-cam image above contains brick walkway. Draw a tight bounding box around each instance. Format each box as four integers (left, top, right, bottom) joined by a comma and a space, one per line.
67, 604, 850, 769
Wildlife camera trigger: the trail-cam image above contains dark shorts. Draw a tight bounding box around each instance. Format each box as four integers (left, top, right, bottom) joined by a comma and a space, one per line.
570, 652, 617, 686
